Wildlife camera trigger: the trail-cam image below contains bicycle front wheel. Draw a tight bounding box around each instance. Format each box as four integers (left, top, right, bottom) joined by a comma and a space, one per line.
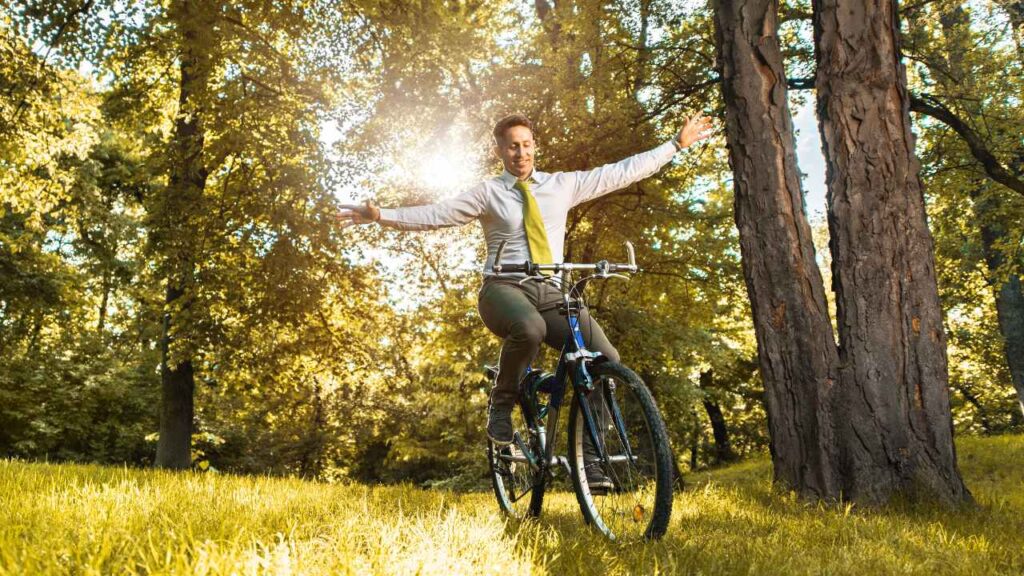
568, 362, 674, 540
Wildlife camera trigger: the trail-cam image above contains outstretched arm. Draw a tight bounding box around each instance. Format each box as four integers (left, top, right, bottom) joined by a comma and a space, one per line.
571, 114, 717, 206
336, 183, 488, 231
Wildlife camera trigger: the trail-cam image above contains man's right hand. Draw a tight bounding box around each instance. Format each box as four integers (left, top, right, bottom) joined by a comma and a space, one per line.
336, 200, 381, 228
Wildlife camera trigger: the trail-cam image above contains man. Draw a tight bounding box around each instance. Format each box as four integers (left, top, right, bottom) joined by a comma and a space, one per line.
339, 113, 714, 459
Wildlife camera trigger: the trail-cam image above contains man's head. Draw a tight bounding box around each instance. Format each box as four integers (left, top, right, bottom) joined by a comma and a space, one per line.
492, 114, 536, 180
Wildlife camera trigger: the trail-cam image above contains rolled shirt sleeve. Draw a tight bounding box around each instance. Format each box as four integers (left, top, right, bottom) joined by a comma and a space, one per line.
378, 183, 488, 231
570, 141, 678, 207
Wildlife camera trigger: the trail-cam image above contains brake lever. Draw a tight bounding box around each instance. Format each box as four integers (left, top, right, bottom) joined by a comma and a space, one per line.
493, 240, 508, 274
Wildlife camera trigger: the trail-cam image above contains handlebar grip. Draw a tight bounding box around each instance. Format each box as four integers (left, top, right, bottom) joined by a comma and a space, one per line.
499, 262, 532, 274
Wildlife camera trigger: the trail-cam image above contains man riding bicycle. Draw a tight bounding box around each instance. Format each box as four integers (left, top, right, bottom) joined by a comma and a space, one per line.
338, 113, 714, 488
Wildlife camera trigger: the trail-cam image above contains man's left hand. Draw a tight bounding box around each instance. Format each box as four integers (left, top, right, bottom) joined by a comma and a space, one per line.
675, 114, 717, 149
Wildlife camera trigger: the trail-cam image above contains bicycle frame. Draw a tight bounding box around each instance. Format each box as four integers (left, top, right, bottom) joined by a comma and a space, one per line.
515, 272, 637, 492
491, 240, 641, 501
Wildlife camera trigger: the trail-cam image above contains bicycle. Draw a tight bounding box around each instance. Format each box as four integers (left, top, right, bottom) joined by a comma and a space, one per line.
485, 240, 675, 541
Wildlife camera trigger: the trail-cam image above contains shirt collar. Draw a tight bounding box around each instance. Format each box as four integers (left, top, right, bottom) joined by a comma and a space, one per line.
498, 168, 550, 190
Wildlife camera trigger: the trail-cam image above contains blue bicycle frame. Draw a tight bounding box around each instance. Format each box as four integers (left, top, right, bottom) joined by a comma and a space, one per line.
492, 239, 640, 494
513, 292, 624, 485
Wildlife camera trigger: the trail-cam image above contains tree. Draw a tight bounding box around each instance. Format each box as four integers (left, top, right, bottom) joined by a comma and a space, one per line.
712, 0, 841, 499
713, 0, 970, 504
151, 0, 215, 469
814, 0, 969, 504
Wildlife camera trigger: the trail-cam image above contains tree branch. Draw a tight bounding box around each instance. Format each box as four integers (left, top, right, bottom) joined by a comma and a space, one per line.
785, 77, 1024, 197
910, 95, 1024, 197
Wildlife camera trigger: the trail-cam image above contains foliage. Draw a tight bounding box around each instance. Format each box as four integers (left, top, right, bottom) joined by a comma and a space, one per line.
904, 0, 1024, 426
334, 0, 761, 478
0, 0, 1019, 484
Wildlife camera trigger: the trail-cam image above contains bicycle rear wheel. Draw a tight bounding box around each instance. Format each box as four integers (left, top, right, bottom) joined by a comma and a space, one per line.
568, 362, 674, 540
488, 404, 545, 519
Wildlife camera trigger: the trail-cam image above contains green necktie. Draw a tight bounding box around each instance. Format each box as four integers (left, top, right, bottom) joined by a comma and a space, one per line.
514, 179, 553, 268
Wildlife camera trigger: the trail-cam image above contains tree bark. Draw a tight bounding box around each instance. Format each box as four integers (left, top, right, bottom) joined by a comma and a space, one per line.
813, 0, 970, 504
155, 0, 212, 469
155, 282, 195, 469
712, 0, 841, 500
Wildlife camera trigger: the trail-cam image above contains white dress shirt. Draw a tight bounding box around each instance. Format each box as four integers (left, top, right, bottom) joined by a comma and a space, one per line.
378, 140, 678, 274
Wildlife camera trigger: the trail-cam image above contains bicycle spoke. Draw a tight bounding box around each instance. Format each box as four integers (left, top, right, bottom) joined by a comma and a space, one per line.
604, 379, 636, 462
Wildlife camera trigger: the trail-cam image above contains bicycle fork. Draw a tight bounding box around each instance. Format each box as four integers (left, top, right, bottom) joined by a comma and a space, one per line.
573, 365, 639, 470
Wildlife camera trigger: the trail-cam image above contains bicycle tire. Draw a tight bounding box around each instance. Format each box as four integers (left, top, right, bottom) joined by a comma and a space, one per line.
488, 403, 545, 519
568, 362, 674, 540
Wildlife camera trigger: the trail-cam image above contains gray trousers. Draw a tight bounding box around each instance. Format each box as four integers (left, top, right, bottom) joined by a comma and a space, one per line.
477, 277, 620, 408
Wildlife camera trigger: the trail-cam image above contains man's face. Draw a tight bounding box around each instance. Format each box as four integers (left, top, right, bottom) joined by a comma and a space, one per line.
495, 125, 535, 179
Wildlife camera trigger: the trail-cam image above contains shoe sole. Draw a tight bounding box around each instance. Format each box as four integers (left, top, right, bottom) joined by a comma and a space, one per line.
488, 433, 514, 447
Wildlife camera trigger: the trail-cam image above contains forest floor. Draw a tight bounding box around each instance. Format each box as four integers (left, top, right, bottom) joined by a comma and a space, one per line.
1, 435, 1021, 575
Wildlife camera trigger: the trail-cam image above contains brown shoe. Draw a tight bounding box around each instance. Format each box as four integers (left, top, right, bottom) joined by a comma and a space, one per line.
487, 403, 514, 446
585, 463, 615, 493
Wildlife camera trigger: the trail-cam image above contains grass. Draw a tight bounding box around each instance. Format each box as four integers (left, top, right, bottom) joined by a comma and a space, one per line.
1, 435, 1021, 575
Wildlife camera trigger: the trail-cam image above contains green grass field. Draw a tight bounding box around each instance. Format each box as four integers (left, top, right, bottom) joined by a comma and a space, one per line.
1, 435, 1021, 575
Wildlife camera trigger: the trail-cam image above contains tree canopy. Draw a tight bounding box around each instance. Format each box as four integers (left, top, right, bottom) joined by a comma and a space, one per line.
0, 0, 1019, 485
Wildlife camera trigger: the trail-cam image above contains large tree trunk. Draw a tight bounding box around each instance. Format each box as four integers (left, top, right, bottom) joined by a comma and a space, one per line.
813, 0, 970, 504
712, 0, 841, 500
155, 0, 211, 469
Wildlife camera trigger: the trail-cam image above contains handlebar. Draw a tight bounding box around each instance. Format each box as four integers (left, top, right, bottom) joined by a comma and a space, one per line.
492, 240, 639, 276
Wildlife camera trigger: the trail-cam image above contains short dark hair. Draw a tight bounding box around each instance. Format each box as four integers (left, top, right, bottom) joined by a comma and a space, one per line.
492, 114, 534, 145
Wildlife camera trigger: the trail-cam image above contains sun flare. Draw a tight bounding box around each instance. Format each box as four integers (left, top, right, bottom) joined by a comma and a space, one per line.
413, 148, 480, 198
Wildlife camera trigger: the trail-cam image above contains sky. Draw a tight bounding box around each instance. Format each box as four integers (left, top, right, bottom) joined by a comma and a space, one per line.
792, 97, 828, 221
